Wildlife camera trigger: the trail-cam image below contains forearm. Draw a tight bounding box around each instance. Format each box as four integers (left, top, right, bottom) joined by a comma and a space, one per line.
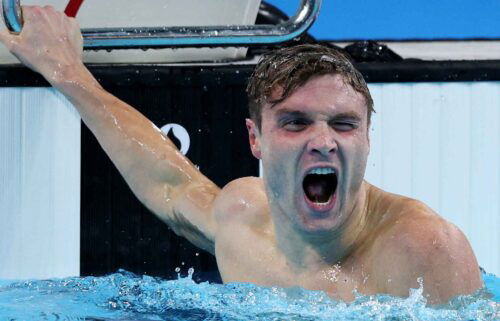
54, 64, 196, 190
0, 5, 194, 189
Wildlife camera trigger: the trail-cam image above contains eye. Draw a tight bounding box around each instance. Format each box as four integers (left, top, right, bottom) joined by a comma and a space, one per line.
282, 118, 310, 131
333, 122, 357, 132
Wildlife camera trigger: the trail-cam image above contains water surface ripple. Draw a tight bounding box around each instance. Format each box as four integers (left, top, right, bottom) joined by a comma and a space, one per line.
0, 269, 498, 320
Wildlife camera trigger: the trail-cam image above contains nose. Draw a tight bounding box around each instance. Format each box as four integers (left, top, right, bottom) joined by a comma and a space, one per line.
307, 123, 337, 157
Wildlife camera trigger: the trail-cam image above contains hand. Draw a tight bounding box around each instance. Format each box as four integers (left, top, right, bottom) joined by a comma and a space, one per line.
0, 6, 84, 85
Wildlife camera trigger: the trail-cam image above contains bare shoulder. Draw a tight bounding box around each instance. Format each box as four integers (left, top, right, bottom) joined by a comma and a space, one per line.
376, 195, 472, 266
368, 190, 482, 303
213, 177, 269, 227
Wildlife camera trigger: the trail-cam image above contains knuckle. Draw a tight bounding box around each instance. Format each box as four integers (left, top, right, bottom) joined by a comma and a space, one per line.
23, 6, 43, 20
32, 5, 43, 13
22, 5, 36, 15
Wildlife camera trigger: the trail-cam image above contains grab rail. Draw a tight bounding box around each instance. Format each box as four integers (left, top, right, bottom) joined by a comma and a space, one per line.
2, 0, 322, 49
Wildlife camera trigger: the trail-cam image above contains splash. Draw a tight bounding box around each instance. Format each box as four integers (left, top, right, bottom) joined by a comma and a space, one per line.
0, 269, 497, 321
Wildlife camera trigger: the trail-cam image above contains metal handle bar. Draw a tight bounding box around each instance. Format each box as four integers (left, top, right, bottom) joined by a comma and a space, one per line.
3, 0, 322, 49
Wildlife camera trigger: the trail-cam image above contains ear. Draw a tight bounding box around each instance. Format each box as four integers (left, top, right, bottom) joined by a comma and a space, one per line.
246, 118, 262, 159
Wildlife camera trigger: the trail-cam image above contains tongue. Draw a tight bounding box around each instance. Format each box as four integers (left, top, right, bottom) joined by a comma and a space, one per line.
304, 175, 332, 203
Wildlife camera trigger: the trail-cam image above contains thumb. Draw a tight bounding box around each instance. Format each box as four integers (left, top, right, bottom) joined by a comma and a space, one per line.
0, 30, 18, 51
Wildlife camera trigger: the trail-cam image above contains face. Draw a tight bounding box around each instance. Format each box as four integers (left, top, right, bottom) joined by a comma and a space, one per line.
246, 74, 370, 233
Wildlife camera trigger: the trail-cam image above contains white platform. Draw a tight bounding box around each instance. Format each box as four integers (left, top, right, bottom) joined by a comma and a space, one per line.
0, 0, 261, 63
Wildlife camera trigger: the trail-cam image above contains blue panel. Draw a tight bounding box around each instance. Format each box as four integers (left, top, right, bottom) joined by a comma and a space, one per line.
268, 0, 500, 40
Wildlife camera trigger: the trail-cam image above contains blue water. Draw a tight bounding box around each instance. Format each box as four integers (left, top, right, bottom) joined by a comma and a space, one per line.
0, 269, 498, 320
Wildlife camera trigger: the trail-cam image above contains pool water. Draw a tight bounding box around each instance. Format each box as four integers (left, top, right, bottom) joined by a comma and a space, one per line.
0, 269, 498, 320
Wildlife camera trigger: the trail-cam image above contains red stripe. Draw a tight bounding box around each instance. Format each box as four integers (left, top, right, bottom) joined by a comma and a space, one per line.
64, 0, 85, 17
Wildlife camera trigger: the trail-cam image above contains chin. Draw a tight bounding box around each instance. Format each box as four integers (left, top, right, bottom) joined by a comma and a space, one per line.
295, 206, 345, 235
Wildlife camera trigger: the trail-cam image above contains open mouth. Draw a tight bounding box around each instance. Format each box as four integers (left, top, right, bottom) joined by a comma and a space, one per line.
302, 168, 338, 204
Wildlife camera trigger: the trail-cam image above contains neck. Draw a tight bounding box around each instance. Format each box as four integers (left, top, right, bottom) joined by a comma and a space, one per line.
272, 182, 371, 272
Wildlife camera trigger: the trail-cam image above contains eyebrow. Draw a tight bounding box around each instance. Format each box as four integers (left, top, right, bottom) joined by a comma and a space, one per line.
274, 109, 308, 118
332, 112, 362, 121
274, 108, 362, 121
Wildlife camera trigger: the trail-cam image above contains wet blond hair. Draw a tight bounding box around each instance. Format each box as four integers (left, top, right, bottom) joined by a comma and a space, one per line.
246, 44, 374, 130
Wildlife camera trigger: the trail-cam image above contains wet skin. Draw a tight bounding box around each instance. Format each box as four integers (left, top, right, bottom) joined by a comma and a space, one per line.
216, 76, 481, 303
0, 6, 482, 304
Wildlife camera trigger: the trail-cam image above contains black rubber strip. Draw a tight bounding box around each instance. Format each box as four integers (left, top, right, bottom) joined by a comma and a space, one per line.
0, 60, 499, 87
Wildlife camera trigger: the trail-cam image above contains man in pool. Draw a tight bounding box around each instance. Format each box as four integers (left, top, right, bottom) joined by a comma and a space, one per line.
0, 6, 482, 304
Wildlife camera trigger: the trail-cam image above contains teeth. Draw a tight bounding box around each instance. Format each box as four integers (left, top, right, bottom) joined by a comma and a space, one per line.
309, 168, 335, 175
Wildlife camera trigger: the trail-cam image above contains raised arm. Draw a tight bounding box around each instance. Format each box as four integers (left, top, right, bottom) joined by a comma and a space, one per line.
0, 6, 220, 254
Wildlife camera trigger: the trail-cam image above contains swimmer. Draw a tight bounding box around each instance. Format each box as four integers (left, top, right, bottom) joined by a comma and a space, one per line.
0, 6, 482, 304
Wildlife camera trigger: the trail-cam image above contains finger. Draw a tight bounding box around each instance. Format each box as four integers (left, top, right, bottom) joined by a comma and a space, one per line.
21, 5, 38, 21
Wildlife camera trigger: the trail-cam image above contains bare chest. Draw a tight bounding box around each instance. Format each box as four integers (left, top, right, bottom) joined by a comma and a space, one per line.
214, 228, 377, 301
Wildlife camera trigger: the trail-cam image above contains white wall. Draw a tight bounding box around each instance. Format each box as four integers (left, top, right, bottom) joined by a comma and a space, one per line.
0, 88, 80, 279
366, 82, 500, 275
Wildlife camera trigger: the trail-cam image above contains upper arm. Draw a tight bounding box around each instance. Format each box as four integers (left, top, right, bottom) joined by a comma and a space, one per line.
138, 176, 265, 257
139, 168, 221, 255
416, 221, 483, 304
379, 211, 482, 304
